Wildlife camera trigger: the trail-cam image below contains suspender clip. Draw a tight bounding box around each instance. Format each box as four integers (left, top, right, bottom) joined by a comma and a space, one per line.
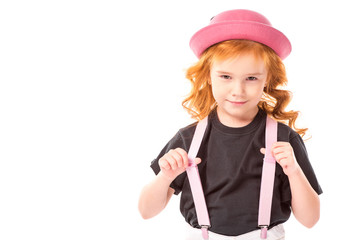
259, 225, 268, 239
200, 225, 210, 240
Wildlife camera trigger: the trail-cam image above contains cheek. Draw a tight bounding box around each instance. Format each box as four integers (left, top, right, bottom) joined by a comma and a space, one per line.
249, 84, 265, 99
211, 81, 227, 101
211, 84, 220, 101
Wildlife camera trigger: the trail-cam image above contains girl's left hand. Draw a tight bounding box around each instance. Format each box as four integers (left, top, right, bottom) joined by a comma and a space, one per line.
261, 142, 300, 176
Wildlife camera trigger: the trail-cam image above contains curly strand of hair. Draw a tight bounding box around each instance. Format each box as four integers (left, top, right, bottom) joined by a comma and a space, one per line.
260, 88, 308, 138
182, 58, 216, 120
259, 46, 308, 138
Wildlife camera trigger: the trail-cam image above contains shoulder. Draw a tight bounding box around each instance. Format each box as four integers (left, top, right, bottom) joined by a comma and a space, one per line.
277, 121, 301, 143
179, 121, 198, 138
177, 115, 213, 151
167, 121, 197, 152
276, 121, 310, 164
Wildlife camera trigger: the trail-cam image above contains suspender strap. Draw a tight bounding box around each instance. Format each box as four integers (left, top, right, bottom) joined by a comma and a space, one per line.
258, 116, 278, 239
186, 117, 210, 240
186, 115, 278, 240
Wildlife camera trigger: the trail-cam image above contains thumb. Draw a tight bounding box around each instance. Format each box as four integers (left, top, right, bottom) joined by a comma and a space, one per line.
195, 157, 202, 164
260, 148, 266, 155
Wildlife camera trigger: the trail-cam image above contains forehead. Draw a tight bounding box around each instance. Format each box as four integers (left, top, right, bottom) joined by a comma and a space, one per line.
211, 53, 266, 72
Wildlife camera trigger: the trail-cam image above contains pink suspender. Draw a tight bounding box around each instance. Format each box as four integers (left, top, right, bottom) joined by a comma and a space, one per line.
258, 116, 278, 239
186, 115, 277, 240
186, 116, 210, 240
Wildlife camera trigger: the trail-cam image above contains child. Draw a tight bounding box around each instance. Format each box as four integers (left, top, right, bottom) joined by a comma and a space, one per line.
138, 9, 322, 240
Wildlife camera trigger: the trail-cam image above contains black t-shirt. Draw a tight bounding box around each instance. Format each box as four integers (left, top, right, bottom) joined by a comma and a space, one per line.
150, 109, 322, 236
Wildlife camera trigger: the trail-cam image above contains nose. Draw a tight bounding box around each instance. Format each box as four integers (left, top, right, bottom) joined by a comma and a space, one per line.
231, 80, 245, 97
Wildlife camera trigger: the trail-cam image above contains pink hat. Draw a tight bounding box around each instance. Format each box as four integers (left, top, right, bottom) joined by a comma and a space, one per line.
189, 9, 291, 60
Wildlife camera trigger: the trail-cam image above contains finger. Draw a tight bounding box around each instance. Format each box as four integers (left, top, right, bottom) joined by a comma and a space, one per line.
195, 157, 202, 165
166, 153, 179, 170
175, 148, 188, 167
159, 158, 171, 170
260, 148, 266, 155
273, 145, 293, 159
273, 141, 288, 146
272, 142, 291, 151
272, 143, 291, 155
277, 159, 288, 170
274, 152, 287, 163
272, 147, 285, 156
170, 150, 184, 168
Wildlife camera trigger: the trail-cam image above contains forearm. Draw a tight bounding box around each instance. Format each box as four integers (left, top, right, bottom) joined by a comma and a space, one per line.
288, 168, 320, 228
138, 172, 174, 219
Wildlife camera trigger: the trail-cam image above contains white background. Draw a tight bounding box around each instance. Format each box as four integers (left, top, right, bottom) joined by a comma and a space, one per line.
1, 0, 359, 239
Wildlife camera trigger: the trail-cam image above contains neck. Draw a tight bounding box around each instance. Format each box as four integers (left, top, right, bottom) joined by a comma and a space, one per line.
216, 107, 259, 128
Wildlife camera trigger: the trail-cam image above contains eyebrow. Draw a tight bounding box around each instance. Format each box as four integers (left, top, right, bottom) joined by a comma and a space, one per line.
215, 71, 265, 76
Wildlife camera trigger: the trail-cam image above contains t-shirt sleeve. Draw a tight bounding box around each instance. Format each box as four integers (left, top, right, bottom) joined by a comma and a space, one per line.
150, 131, 188, 195
290, 133, 323, 195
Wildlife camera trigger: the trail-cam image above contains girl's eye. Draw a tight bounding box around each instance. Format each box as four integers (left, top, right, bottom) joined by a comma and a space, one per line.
246, 76, 258, 81
220, 75, 231, 80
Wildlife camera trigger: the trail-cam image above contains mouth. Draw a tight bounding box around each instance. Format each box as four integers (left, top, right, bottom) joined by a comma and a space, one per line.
227, 100, 247, 106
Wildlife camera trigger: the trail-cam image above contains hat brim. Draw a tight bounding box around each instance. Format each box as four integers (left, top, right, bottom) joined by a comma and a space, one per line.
190, 21, 291, 60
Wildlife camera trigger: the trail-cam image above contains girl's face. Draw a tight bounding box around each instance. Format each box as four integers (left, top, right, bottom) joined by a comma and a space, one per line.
210, 53, 268, 127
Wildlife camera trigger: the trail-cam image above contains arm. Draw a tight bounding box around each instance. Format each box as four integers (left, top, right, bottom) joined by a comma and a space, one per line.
287, 165, 320, 228
138, 172, 175, 219
138, 148, 201, 219
271, 142, 320, 228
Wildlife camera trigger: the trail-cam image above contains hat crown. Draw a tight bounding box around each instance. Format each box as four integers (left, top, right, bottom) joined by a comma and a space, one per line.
190, 9, 291, 59
210, 9, 272, 27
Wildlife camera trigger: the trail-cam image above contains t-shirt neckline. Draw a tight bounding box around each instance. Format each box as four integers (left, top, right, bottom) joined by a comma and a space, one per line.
210, 108, 265, 135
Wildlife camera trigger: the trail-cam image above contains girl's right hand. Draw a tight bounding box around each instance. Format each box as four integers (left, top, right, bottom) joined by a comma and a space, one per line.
159, 148, 201, 181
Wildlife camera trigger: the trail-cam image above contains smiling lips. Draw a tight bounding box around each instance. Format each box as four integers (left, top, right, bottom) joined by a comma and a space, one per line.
227, 100, 247, 106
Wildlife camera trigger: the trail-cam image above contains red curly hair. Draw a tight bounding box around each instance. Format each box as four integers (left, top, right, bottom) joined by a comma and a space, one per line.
182, 40, 307, 137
